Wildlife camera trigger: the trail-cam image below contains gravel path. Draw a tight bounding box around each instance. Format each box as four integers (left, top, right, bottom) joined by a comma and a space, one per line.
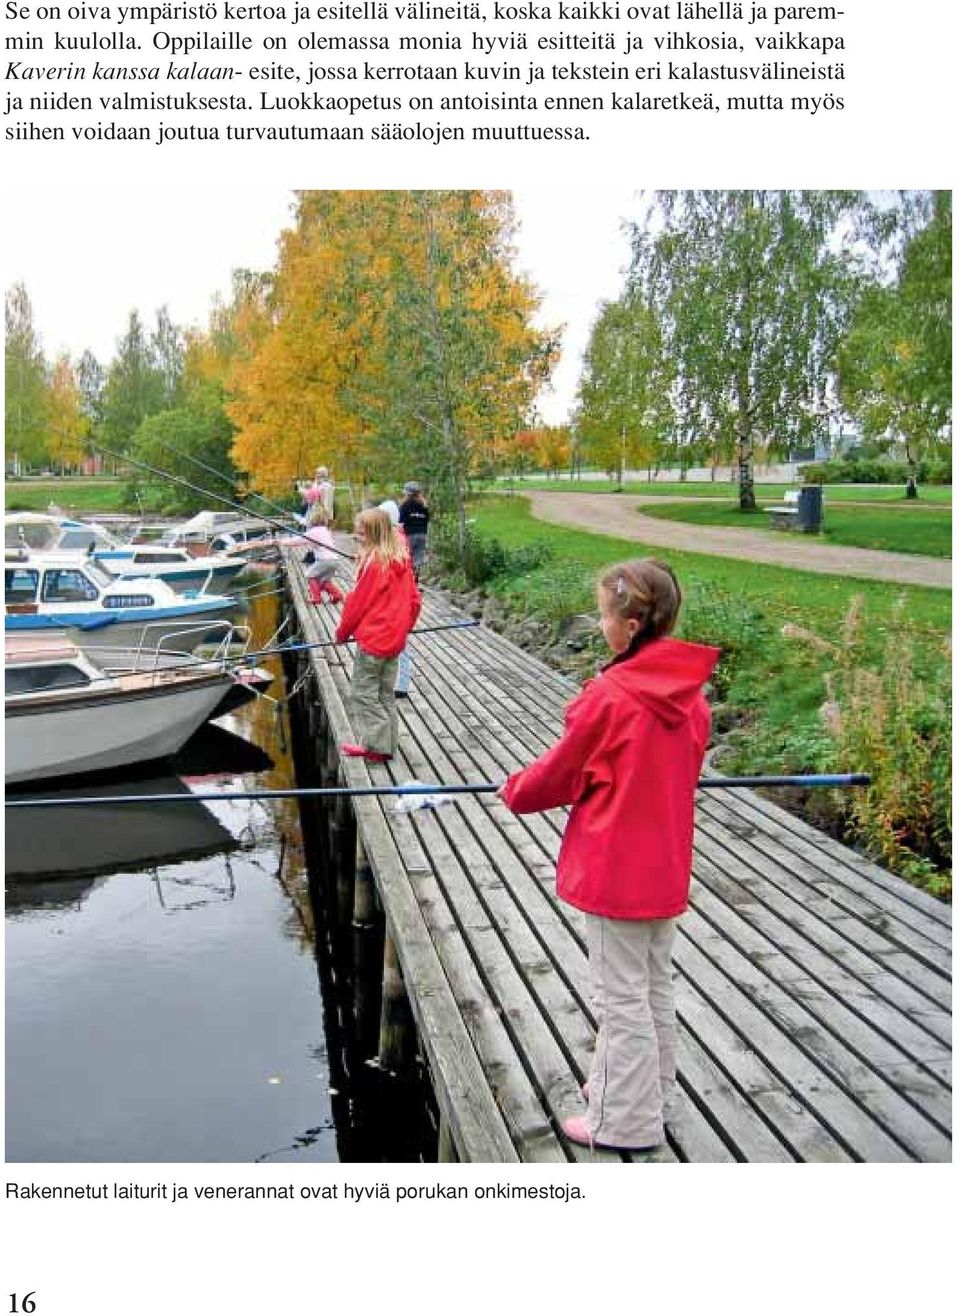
521, 491, 952, 590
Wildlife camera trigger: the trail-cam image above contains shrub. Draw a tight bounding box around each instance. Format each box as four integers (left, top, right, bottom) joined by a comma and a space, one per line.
430, 519, 554, 586
679, 587, 775, 699
782, 598, 951, 897
802, 457, 952, 486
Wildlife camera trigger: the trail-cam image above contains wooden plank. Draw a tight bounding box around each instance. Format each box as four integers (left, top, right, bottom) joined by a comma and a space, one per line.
283, 557, 952, 1164
692, 828, 953, 1058
700, 784, 953, 952
289, 570, 519, 1163
713, 786, 952, 928
688, 876, 952, 1134
675, 926, 914, 1162
679, 912, 950, 1161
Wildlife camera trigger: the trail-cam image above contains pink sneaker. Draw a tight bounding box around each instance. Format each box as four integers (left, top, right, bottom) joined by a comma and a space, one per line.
340, 743, 392, 763
561, 1115, 595, 1148
562, 1114, 663, 1153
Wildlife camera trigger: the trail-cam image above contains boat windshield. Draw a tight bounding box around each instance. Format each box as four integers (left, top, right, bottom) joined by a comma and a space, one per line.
59, 527, 117, 552
81, 560, 115, 588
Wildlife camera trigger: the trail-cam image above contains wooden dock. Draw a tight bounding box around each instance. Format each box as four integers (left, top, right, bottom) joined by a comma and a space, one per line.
281, 554, 952, 1163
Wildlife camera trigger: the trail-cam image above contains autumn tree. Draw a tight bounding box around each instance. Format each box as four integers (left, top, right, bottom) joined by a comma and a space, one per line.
223, 211, 378, 500
47, 355, 87, 470
5, 282, 48, 470
223, 191, 558, 544
576, 288, 674, 486
630, 191, 864, 509
837, 191, 952, 494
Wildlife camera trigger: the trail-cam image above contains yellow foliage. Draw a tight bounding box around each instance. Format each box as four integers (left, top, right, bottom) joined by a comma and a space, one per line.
200, 190, 558, 504
47, 355, 86, 466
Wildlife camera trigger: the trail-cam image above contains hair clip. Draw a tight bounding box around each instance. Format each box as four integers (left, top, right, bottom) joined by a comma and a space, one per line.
616, 576, 626, 594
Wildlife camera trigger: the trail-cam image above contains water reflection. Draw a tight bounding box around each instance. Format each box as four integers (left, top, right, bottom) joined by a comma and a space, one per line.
5, 571, 338, 1164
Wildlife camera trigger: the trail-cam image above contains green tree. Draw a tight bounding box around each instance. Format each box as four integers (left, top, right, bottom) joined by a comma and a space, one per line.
129, 394, 237, 515
76, 349, 105, 430
576, 288, 674, 486
630, 191, 864, 509
5, 282, 48, 471
347, 190, 559, 547
151, 305, 185, 408
99, 310, 166, 454
838, 191, 952, 495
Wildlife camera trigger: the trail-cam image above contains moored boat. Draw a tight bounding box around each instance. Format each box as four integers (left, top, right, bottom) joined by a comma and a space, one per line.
5, 636, 243, 785
4, 552, 241, 650
5, 513, 248, 593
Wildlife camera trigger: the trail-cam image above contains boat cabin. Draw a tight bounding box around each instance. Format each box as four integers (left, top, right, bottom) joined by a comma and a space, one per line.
5, 557, 155, 616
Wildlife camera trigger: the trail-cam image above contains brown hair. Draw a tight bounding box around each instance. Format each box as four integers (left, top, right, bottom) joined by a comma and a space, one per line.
597, 558, 682, 647
355, 507, 409, 571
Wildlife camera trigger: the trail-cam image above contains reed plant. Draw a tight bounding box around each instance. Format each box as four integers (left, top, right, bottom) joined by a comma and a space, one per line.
783, 598, 951, 896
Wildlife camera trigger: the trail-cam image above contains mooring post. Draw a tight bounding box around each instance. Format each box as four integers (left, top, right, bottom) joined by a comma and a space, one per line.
352, 834, 384, 1049
437, 1114, 459, 1164
378, 933, 415, 1077
333, 795, 355, 929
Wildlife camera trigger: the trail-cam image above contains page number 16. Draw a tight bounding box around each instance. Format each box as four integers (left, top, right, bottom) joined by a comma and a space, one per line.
10, 1296, 36, 1314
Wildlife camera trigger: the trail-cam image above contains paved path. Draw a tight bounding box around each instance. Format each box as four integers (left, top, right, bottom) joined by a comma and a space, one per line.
521, 491, 952, 589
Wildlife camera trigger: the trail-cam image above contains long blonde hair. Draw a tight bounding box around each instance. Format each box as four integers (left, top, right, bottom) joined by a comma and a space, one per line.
354, 507, 409, 572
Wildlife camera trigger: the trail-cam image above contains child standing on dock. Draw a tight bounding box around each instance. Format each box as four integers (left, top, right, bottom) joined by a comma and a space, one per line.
498, 559, 719, 1152
302, 504, 345, 604
336, 507, 421, 764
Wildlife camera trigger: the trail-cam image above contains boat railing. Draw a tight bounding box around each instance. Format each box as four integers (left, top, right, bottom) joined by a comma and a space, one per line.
127, 620, 251, 677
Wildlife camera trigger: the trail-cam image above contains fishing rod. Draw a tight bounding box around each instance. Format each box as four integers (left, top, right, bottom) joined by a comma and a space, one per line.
5, 774, 871, 810
87, 439, 356, 563
151, 434, 302, 528
92, 621, 481, 679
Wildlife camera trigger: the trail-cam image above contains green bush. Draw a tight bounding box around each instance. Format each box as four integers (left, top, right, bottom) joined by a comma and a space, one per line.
431, 520, 554, 586
781, 598, 951, 896
803, 457, 952, 486
678, 587, 775, 699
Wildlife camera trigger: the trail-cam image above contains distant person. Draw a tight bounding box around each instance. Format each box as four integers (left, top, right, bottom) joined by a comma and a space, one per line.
303, 505, 344, 604
498, 559, 719, 1153
379, 496, 411, 699
313, 466, 336, 521
398, 481, 430, 579
336, 507, 421, 763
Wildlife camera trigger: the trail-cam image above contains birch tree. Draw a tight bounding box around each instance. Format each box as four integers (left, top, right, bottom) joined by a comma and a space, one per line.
630, 191, 863, 509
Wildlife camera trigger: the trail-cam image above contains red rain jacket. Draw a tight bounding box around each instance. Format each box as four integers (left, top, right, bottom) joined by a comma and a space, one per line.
501, 636, 720, 920
335, 556, 422, 658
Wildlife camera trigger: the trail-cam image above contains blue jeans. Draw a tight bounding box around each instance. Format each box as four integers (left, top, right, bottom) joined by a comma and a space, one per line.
395, 646, 411, 694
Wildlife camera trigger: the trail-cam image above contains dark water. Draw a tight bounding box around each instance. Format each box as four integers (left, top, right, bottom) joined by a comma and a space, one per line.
5, 579, 342, 1164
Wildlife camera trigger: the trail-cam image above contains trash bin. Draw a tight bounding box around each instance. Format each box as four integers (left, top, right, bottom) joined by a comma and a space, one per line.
798, 485, 823, 534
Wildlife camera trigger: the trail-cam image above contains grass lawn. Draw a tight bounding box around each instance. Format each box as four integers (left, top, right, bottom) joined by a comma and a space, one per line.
486, 476, 952, 505
4, 479, 132, 515
462, 495, 951, 891
637, 499, 953, 558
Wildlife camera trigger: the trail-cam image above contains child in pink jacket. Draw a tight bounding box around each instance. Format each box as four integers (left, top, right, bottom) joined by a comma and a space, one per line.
499, 558, 719, 1152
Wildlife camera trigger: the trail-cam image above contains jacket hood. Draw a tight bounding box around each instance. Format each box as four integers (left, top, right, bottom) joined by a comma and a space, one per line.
602, 636, 720, 727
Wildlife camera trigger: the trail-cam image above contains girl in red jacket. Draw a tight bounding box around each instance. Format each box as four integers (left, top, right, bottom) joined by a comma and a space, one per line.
499, 559, 719, 1152
336, 507, 421, 763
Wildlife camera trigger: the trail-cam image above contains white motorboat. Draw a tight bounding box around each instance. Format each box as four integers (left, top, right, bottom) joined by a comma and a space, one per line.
4, 636, 247, 785
5, 513, 248, 593
84, 640, 275, 718
4, 551, 241, 650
